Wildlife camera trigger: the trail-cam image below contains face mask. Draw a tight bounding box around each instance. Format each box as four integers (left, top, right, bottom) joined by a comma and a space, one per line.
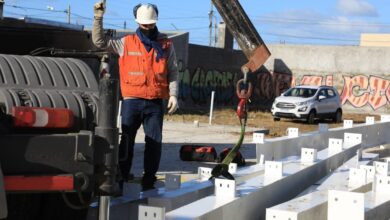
140, 27, 157, 39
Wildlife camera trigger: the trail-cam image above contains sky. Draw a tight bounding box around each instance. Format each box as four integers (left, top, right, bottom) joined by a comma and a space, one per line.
3, 0, 390, 46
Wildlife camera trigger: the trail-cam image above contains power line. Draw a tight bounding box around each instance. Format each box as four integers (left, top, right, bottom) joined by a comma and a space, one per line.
4, 3, 390, 45
254, 18, 390, 28
4, 4, 123, 29
102, 16, 208, 21
5, 4, 66, 13
252, 15, 390, 27
263, 32, 359, 42
4, 3, 390, 29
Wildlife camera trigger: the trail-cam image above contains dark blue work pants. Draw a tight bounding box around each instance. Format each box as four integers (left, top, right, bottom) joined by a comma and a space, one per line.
119, 98, 164, 186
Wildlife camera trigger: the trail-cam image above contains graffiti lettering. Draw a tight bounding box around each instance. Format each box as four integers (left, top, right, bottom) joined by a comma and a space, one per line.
178, 61, 191, 102
296, 75, 333, 87
178, 61, 239, 105
341, 75, 390, 110
340, 75, 370, 108
297, 74, 390, 110
254, 72, 292, 100
300, 75, 323, 86
326, 75, 333, 86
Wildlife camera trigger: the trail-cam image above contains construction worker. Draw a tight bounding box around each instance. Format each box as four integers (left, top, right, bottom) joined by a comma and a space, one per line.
92, 2, 179, 191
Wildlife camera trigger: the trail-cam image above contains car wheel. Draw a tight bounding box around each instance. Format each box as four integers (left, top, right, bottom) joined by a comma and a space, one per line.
333, 109, 342, 123
306, 110, 316, 124
273, 117, 281, 121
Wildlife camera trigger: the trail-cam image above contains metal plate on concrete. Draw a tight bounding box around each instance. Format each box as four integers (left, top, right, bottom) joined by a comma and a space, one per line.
328, 190, 364, 220
139, 205, 165, 220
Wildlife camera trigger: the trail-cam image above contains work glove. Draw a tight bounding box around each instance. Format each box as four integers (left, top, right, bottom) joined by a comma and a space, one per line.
93, 1, 105, 18
167, 96, 178, 114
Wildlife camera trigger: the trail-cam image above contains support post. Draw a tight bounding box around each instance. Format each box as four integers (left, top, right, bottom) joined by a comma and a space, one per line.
209, 91, 215, 125
0, 0, 4, 20
99, 196, 111, 220
94, 55, 119, 220
67, 5, 71, 24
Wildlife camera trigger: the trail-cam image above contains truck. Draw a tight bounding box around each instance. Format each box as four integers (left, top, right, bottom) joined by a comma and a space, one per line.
0, 0, 270, 219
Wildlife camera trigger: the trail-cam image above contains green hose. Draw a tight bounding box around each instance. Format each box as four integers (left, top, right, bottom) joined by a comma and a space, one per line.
210, 120, 246, 180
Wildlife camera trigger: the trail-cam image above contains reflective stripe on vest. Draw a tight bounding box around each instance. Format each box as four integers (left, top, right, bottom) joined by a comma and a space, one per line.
119, 34, 170, 99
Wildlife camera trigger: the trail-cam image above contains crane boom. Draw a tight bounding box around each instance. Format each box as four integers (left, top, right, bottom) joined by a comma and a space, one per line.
212, 0, 271, 72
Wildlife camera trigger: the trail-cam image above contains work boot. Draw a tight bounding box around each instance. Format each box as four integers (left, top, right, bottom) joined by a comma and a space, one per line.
116, 172, 134, 194
114, 183, 124, 197
127, 173, 135, 181
141, 175, 157, 191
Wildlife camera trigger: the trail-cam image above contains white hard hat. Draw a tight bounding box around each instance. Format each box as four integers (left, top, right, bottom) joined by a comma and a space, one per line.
134, 3, 158, 24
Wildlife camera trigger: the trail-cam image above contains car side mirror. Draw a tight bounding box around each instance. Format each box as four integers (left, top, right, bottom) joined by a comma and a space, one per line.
318, 95, 326, 100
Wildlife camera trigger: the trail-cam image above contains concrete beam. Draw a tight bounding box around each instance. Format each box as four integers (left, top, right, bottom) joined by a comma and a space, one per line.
88, 120, 390, 220
365, 175, 390, 220
165, 135, 363, 220
256, 121, 390, 162
148, 155, 305, 212
328, 179, 390, 220
266, 152, 378, 220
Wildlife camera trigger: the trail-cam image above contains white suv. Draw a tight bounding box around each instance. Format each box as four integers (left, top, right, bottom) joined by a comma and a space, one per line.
271, 85, 342, 124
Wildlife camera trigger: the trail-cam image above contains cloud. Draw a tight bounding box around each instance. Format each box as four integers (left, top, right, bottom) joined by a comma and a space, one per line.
254, 9, 387, 45
337, 0, 378, 17
318, 16, 381, 33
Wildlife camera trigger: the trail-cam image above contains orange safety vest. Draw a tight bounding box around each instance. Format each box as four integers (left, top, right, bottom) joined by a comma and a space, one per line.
119, 34, 171, 99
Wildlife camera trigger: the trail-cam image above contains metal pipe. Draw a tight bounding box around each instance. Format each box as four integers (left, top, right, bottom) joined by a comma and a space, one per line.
98, 196, 111, 220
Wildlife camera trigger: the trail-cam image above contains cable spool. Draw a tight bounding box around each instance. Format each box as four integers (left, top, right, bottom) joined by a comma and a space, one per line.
0, 54, 98, 90
0, 54, 99, 130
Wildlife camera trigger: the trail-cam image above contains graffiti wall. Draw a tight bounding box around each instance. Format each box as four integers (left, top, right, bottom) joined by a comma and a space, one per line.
180, 44, 390, 113
178, 58, 293, 109
178, 60, 239, 106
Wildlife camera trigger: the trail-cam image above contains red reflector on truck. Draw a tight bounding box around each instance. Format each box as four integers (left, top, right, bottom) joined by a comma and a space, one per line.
12, 106, 74, 128
4, 175, 74, 191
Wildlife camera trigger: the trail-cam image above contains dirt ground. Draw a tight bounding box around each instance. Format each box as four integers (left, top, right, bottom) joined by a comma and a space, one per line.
165, 108, 380, 138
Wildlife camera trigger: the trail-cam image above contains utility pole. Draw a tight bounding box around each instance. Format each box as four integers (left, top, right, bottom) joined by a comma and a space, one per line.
123, 21, 126, 30
214, 17, 218, 47
208, 1, 214, 47
0, 0, 4, 20
67, 4, 71, 24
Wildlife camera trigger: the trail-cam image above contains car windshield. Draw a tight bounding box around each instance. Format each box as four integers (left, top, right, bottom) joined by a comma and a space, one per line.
283, 88, 317, 98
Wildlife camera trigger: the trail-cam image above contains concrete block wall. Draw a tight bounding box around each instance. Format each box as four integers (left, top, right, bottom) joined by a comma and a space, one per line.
179, 43, 390, 113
